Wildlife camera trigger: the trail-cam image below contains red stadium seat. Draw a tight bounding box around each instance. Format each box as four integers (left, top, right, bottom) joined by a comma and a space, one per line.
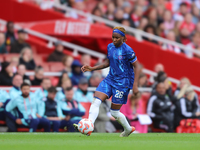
50, 77, 59, 86
0, 120, 6, 126
4, 54, 20, 62
0, 55, 4, 62
80, 102, 91, 118
48, 62, 64, 72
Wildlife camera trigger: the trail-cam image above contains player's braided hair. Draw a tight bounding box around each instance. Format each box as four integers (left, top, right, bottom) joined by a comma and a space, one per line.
113, 26, 127, 42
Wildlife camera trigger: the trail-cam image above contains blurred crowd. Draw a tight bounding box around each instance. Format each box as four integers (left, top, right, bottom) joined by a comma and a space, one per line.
48, 0, 200, 58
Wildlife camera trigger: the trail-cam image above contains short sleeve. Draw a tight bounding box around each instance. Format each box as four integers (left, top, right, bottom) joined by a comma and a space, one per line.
126, 48, 137, 63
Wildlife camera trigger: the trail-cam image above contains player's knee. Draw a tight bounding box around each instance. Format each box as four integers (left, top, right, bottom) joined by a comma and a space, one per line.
92, 97, 102, 106
110, 110, 119, 119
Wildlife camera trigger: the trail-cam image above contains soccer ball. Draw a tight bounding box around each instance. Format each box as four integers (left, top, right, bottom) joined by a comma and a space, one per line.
78, 119, 94, 135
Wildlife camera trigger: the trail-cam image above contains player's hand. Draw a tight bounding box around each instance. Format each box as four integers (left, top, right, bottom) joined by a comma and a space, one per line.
195, 112, 200, 117
81, 65, 93, 72
65, 115, 71, 121
16, 119, 22, 125
132, 86, 140, 97
0, 102, 3, 108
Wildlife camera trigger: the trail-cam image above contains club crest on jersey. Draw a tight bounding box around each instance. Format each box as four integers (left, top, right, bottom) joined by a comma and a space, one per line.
118, 55, 123, 60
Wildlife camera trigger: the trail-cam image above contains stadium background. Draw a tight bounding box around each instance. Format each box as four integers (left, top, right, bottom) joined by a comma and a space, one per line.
0, 0, 200, 133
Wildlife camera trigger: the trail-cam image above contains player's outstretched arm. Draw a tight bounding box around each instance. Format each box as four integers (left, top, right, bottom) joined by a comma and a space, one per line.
81, 58, 109, 72
132, 61, 140, 96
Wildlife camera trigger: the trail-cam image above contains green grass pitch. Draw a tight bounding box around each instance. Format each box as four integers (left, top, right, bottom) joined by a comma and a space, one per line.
0, 133, 199, 150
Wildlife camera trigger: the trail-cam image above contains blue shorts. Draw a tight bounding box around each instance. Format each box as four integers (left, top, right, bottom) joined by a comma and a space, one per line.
96, 80, 130, 104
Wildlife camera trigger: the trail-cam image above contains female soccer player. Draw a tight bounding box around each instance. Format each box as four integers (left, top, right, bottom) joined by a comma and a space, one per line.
74, 26, 140, 137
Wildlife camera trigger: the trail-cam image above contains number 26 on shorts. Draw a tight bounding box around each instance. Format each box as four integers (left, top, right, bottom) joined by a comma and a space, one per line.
115, 90, 124, 98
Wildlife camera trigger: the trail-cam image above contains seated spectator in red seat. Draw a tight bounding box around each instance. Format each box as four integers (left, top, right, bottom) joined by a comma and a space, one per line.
70, 60, 84, 86
114, 8, 124, 23
10, 56, 19, 73
177, 28, 191, 45
174, 77, 191, 98
121, 94, 148, 133
17, 64, 29, 81
179, 13, 195, 35
47, 41, 66, 62
31, 66, 44, 86
73, 77, 93, 103
138, 73, 148, 87
81, 54, 91, 79
0, 32, 8, 54
62, 55, 73, 77
162, 10, 175, 34
163, 30, 181, 53
174, 86, 200, 129
37, 87, 63, 132
0, 62, 14, 86
105, 2, 115, 21
5, 21, 16, 46
57, 71, 69, 87
89, 72, 102, 87
147, 82, 174, 132
186, 32, 200, 58
19, 47, 36, 70
60, 86, 85, 132
10, 29, 30, 53
143, 24, 158, 44
137, 17, 149, 31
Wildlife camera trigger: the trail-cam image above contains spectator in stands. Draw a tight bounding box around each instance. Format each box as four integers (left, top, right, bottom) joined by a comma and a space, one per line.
55, 78, 72, 102
105, 1, 115, 21
174, 77, 191, 98
137, 17, 149, 31
62, 55, 73, 77
114, 8, 124, 23
122, 1, 132, 20
163, 30, 181, 53
71, 60, 83, 86
121, 94, 148, 133
6, 82, 51, 132
94, 99, 123, 133
138, 73, 148, 87
191, 5, 199, 24
57, 71, 69, 87
60, 86, 85, 132
34, 78, 52, 102
69, 0, 92, 22
19, 47, 36, 70
9, 74, 23, 101
152, 71, 173, 98
143, 24, 158, 44
5, 21, 16, 46
81, 54, 91, 79
0, 90, 10, 123
0, 62, 14, 86
154, 63, 165, 73
174, 86, 200, 129
145, 7, 158, 27
0, 32, 8, 54
92, 6, 104, 24
179, 13, 195, 35
31, 66, 44, 86
162, 10, 175, 35
130, 6, 143, 28
177, 27, 191, 45
73, 77, 93, 103
173, 2, 188, 22
5, 74, 23, 132
89, 72, 102, 87
37, 87, 63, 132
10, 56, 19, 73
10, 29, 30, 53
17, 64, 29, 81
147, 82, 174, 132
47, 41, 66, 62
186, 32, 200, 58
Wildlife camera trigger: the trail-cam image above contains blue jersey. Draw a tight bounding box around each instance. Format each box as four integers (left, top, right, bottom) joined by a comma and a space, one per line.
104, 42, 137, 89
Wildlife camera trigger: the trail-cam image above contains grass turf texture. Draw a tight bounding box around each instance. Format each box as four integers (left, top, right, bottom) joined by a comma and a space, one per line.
0, 133, 199, 150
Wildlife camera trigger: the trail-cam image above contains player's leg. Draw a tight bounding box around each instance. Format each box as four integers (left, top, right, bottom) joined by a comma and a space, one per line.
74, 80, 111, 133
110, 104, 135, 137
38, 118, 51, 132
111, 88, 135, 137
51, 121, 61, 132
88, 91, 108, 124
